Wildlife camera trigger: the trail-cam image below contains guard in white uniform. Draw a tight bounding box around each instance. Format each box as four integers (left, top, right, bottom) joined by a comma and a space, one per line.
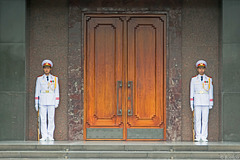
190, 60, 213, 142
35, 60, 59, 141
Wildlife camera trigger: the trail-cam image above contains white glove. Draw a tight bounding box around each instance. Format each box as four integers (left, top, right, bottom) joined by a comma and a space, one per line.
35, 105, 38, 111
190, 105, 194, 111
209, 105, 213, 109
55, 105, 58, 108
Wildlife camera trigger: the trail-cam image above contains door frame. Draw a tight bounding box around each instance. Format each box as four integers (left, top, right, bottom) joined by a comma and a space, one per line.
83, 13, 167, 141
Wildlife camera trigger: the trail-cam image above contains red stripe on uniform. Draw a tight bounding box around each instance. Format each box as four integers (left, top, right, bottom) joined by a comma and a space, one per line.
210, 99, 213, 101
56, 97, 59, 100
35, 97, 39, 99
190, 98, 193, 101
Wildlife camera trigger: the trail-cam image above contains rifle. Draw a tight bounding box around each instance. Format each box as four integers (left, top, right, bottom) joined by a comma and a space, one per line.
37, 97, 40, 141
192, 110, 195, 141
37, 110, 40, 141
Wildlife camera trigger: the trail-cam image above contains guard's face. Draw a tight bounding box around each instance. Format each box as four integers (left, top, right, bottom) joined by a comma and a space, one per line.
43, 66, 51, 75
197, 67, 205, 75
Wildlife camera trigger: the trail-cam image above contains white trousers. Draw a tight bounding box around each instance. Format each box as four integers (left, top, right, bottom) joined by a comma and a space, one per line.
39, 105, 55, 139
194, 106, 209, 139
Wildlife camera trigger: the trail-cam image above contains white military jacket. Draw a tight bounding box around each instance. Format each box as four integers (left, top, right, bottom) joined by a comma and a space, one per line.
35, 74, 59, 106
190, 74, 213, 107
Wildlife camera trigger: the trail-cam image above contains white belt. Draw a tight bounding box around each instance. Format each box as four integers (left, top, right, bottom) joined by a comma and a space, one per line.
195, 91, 208, 94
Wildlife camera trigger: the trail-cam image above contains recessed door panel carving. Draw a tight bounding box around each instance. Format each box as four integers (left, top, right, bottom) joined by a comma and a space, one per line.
127, 17, 165, 128
86, 17, 124, 128
85, 15, 166, 140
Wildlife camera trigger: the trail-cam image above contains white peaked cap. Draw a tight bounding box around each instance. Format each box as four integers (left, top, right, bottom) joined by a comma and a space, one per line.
42, 59, 53, 67
196, 60, 207, 68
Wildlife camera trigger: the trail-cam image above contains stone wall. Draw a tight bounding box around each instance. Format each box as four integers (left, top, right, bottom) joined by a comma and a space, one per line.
222, 0, 240, 141
28, 0, 69, 140
68, 0, 183, 141
181, 0, 220, 141
27, 0, 220, 141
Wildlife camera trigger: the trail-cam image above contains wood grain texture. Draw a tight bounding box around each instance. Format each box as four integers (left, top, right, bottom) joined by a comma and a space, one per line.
84, 15, 166, 140
127, 17, 166, 129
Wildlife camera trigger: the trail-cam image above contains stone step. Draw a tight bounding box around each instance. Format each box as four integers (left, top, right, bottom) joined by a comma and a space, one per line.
1, 142, 240, 159
0, 150, 240, 159
0, 159, 226, 160
1, 143, 240, 152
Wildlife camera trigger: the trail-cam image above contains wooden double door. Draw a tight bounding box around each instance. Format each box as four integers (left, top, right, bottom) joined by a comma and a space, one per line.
84, 14, 166, 140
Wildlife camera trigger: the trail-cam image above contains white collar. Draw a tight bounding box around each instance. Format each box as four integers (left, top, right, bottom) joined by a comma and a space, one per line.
43, 73, 51, 77
198, 74, 205, 77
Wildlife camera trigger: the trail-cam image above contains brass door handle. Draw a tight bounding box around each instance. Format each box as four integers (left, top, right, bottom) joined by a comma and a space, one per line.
117, 81, 122, 116
128, 81, 133, 116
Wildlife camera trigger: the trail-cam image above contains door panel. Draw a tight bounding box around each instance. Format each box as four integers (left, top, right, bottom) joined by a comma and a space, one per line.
85, 17, 124, 133
127, 17, 165, 131
84, 15, 166, 140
